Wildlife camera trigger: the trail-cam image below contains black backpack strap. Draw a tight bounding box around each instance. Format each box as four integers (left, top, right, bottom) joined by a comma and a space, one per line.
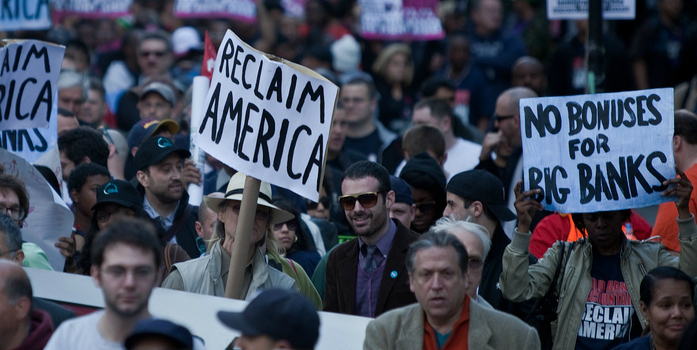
162, 204, 194, 243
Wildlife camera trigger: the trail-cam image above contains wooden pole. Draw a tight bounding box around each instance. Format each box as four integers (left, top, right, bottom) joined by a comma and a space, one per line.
224, 175, 261, 299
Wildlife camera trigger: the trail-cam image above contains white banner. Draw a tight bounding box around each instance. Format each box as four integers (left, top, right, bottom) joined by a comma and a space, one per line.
1, 149, 73, 271
175, 0, 256, 21
0, 0, 51, 31
0, 40, 64, 131
547, 0, 636, 19
52, 0, 132, 18
196, 30, 338, 201
521, 88, 676, 213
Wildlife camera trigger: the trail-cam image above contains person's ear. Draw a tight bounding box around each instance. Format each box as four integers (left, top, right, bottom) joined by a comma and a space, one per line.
13, 296, 31, 320
91, 265, 102, 287
195, 221, 204, 238
471, 201, 484, 218
13, 250, 24, 265
385, 190, 395, 209
136, 170, 149, 187
639, 301, 650, 322
673, 135, 682, 152
69, 188, 80, 204
410, 204, 416, 221
409, 274, 416, 293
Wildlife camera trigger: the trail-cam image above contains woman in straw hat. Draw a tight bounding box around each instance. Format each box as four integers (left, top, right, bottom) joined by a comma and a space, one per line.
161, 172, 298, 298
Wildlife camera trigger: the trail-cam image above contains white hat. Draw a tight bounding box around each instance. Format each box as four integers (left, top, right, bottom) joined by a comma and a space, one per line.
204, 172, 294, 225
330, 35, 361, 73
172, 27, 202, 57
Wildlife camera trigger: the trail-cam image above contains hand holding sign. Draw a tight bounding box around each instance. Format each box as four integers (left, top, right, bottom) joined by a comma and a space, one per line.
661, 172, 694, 220
513, 181, 544, 233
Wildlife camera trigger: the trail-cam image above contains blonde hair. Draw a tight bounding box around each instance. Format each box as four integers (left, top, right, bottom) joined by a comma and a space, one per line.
372, 43, 414, 86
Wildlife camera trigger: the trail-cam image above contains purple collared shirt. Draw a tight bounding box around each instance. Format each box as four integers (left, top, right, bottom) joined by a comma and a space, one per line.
355, 220, 397, 317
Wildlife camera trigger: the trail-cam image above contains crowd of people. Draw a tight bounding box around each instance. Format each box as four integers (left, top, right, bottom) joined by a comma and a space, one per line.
4, 0, 697, 349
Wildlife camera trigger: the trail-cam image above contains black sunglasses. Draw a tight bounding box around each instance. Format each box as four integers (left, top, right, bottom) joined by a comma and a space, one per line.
495, 114, 515, 123
306, 196, 331, 210
338, 192, 382, 211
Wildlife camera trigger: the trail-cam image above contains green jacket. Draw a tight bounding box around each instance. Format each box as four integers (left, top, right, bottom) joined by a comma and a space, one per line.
500, 215, 697, 350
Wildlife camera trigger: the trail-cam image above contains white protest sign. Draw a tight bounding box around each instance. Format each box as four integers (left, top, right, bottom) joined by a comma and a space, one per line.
521, 88, 676, 213
1, 149, 73, 271
547, 0, 635, 19
196, 30, 338, 201
0, 40, 64, 131
0, 0, 51, 31
52, 0, 132, 18
175, 0, 256, 22
359, 0, 444, 40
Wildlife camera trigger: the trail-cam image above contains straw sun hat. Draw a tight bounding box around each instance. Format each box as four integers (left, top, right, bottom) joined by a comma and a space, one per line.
203, 172, 294, 226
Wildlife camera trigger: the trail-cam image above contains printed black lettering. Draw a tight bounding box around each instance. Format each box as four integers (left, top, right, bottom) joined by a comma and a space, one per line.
296, 82, 325, 123
627, 155, 651, 196
287, 125, 310, 179
636, 95, 649, 126
646, 151, 668, 191
579, 163, 593, 204
218, 39, 234, 77
646, 94, 662, 125
272, 119, 289, 171
23, 44, 50, 72
15, 78, 36, 120
622, 98, 636, 127
241, 54, 255, 89
266, 67, 283, 103
606, 158, 630, 200
252, 109, 275, 167
567, 102, 582, 136
237, 103, 258, 161
230, 45, 244, 85
303, 135, 324, 191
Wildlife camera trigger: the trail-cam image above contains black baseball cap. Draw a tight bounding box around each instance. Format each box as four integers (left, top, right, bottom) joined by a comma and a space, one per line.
133, 136, 190, 171
217, 289, 320, 349
390, 175, 413, 205
124, 319, 193, 350
446, 169, 516, 222
92, 180, 143, 211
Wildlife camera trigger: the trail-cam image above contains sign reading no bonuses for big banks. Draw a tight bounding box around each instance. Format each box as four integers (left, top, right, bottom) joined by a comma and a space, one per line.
195, 30, 338, 201
521, 88, 676, 213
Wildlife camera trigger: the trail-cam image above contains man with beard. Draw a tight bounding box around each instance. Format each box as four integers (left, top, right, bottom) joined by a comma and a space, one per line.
45, 218, 163, 349
324, 161, 419, 317
134, 136, 201, 258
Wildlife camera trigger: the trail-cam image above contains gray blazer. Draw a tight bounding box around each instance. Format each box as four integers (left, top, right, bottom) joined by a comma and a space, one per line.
363, 299, 541, 350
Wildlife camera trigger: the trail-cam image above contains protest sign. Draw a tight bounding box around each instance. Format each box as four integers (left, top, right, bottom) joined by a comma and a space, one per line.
1, 149, 73, 271
521, 88, 676, 213
175, 0, 256, 22
0, 40, 62, 164
547, 0, 635, 19
0, 40, 63, 131
359, 0, 444, 40
195, 29, 338, 202
0, 0, 51, 31
52, 0, 132, 18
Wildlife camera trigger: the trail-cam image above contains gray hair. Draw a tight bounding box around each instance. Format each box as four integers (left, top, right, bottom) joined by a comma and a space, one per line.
0, 215, 22, 259
431, 216, 491, 259
58, 70, 88, 101
406, 231, 468, 275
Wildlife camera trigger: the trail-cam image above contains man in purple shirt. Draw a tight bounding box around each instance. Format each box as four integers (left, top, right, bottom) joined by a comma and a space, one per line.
324, 161, 419, 318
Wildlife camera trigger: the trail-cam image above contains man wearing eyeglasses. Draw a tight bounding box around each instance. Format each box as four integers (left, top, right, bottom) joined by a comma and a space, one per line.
136, 31, 174, 81
443, 169, 537, 319
45, 218, 165, 349
431, 217, 492, 304
324, 161, 419, 318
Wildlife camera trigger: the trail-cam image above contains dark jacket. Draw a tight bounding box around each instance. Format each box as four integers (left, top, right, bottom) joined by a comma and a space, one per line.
481, 224, 537, 320
323, 219, 419, 317
136, 184, 201, 258
33, 298, 75, 329
14, 309, 54, 350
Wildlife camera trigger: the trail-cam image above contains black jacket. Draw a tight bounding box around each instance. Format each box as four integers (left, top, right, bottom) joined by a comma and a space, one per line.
136, 184, 201, 258
481, 223, 537, 320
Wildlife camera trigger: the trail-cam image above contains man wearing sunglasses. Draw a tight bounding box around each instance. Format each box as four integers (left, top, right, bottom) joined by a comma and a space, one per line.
324, 161, 419, 318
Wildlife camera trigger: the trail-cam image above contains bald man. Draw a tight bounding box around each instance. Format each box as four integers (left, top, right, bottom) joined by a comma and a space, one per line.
0, 260, 54, 350
511, 56, 547, 97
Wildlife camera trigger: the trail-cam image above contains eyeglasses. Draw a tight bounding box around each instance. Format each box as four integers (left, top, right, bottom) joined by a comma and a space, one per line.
468, 257, 484, 270
338, 192, 381, 211
0, 205, 25, 221
495, 114, 515, 123
139, 50, 166, 58
102, 266, 156, 281
415, 202, 436, 214
230, 205, 270, 221
306, 196, 330, 210
273, 221, 298, 231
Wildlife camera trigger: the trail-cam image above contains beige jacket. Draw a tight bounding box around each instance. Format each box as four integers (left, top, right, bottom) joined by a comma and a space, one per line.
363, 300, 540, 350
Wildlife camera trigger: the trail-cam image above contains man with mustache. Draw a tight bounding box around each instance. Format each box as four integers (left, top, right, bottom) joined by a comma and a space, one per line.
324, 161, 419, 317
134, 136, 201, 258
